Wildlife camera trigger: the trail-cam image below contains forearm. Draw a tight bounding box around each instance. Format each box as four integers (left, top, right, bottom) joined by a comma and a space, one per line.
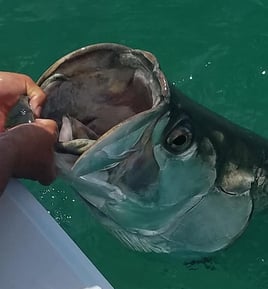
0, 122, 57, 193
0, 132, 16, 195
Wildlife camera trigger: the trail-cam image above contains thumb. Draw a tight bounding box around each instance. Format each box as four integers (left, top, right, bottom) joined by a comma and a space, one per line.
35, 118, 59, 140
25, 77, 46, 118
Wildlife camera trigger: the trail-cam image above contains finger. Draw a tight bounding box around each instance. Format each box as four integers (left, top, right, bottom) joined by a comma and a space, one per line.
25, 76, 46, 117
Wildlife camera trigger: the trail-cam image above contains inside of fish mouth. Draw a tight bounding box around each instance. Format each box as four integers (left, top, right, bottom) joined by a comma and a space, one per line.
40, 52, 163, 153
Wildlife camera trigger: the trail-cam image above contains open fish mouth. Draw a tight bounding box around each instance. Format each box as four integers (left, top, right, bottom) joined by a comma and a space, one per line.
38, 43, 169, 184
39, 43, 169, 138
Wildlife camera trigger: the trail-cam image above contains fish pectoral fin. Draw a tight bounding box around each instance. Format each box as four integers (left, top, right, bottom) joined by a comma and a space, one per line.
169, 187, 253, 254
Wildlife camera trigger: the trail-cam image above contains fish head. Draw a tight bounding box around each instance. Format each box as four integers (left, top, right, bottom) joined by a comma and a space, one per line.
70, 89, 253, 257
38, 43, 254, 257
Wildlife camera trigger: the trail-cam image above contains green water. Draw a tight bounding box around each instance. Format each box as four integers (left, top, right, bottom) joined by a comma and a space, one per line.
2, 0, 268, 288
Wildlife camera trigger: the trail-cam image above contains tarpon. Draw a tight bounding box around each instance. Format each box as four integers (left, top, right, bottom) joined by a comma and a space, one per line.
8, 43, 268, 257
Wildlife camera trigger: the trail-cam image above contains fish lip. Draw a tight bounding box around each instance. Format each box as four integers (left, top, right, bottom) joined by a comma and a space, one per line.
218, 185, 243, 195
37, 43, 170, 101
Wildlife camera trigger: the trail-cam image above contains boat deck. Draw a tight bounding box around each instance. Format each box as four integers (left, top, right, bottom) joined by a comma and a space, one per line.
0, 179, 114, 289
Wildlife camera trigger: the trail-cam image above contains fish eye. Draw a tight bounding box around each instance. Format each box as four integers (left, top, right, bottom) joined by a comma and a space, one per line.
164, 121, 193, 154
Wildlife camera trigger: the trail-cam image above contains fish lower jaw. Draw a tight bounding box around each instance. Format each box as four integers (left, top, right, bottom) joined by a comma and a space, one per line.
75, 174, 175, 253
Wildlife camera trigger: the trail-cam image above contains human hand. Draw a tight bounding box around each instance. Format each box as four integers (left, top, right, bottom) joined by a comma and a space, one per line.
0, 119, 58, 194
0, 72, 46, 131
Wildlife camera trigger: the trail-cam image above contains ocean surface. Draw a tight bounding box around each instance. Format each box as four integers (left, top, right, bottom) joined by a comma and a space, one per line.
1, 0, 268, 288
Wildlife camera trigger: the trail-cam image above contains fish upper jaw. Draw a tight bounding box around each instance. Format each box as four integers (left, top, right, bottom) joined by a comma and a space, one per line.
71, 102, 168, 176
